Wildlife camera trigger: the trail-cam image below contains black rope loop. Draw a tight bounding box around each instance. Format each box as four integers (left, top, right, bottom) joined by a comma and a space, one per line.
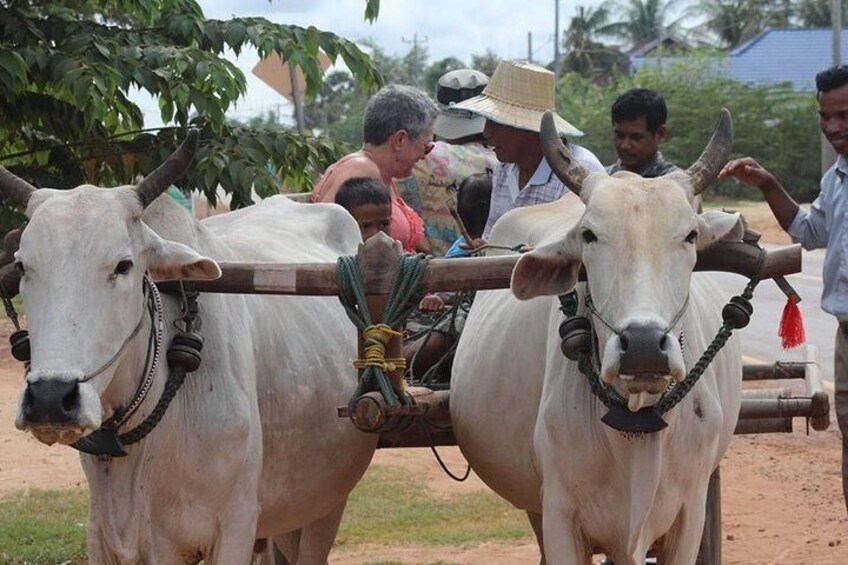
417, 419, 471, 482
567, 246, 769, 422
117, 281, 201, 448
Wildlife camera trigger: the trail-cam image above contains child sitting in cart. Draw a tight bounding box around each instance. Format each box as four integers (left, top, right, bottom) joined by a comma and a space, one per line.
334, 177, 393, 242
404, 171, 492, 381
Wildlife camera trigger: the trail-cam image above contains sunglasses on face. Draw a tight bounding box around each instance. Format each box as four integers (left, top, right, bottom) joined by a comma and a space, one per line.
413, 135, 434, 155
404, 129, 434, 155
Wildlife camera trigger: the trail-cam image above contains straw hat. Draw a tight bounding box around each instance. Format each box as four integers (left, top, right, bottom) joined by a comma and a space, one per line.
433, 69, 489, 140
452, 60, 583, 137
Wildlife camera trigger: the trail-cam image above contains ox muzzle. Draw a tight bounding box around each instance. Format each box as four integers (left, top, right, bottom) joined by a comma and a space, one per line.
618, 324, 672, 378
586, 288, 690, 401
16, 373, 101, 445
20, 379, 81, 425
602, 321, 686, 398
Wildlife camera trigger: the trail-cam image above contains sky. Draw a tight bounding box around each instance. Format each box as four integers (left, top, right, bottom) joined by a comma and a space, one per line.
135, 0, 606, 127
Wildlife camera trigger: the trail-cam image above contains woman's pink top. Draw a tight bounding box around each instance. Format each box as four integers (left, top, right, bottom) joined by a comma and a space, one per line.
312, 152, 424, 253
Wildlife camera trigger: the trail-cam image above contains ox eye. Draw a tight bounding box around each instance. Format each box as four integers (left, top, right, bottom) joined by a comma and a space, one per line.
114, 260, 134, 276
685, 230, 698, 244
582, 230, 597, 244
14, 262, 24, 276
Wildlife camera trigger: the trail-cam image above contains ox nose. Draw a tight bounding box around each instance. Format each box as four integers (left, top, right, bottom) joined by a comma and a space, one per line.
618, 324, 670, 375
21, 379, 81, 425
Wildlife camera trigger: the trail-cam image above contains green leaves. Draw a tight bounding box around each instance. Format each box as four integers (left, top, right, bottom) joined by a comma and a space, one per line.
0, 47, 27, 96
364, 0, 381, 22
0, 0, 381, 231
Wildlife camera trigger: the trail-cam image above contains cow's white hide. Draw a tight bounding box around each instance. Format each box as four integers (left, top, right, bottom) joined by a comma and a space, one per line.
13, 185, 375, 564
452, 175, 744, 564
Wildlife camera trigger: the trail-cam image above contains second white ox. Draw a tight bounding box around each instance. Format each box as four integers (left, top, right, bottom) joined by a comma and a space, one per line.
452, 110, 745, 564
2, 135, 376, 564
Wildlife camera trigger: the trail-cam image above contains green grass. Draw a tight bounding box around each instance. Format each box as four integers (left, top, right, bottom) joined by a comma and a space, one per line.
336, 465, 531, 548
0, 489, 88, 564
0, 466, 531, 562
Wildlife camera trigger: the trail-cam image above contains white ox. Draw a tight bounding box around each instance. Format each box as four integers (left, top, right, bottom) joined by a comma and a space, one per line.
451, 111, 745, 564
2, 135, 376, 564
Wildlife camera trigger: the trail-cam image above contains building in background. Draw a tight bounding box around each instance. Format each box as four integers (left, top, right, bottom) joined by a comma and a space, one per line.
631, 28, 848, 92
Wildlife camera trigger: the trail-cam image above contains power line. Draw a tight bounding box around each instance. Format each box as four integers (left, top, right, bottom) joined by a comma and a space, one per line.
534, 36, 553, 57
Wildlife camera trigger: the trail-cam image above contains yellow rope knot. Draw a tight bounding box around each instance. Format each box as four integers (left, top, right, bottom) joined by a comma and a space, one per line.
353, 324, 407, 373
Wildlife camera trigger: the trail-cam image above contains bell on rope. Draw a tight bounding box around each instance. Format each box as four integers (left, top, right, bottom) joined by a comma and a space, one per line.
559, 316, 592, 361
9, 329, 30, 362
166, 331, 204, 372
721, 295, 753, 329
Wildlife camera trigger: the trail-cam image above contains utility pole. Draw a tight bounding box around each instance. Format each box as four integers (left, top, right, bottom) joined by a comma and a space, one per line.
528, 31, 533, 63
833, 0, 842, 65
402, 33, 428, 87
554, 0, 560, 85
823, 0, 843, 174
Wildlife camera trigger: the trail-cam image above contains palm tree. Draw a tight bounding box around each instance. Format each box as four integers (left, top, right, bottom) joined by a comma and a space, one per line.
562, 4, 627, 78
606, 0, 687, 48
796, 0, 847, 27
695, 0, 806, 47
692, 0, 768, 48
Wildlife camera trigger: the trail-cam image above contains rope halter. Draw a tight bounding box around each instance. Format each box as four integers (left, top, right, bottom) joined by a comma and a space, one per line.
354, 324, 407, 373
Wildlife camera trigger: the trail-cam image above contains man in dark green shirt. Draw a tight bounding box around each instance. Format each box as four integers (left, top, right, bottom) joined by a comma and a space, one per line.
606, 88, 678, 178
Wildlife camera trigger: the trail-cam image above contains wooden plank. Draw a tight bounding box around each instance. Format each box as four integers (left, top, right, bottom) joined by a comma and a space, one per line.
158, 239, 802, 297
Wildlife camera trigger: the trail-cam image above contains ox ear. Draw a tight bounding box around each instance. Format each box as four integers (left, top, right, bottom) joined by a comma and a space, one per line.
511, 230, 582, 300
696, 211, 745, 250
147, 235, 221, 281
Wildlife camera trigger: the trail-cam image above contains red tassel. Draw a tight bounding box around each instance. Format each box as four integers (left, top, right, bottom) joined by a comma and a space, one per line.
778, 296, 806, 349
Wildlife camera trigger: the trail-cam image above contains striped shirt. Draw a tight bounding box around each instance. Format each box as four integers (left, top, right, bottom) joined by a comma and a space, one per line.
482, 144, 604, 239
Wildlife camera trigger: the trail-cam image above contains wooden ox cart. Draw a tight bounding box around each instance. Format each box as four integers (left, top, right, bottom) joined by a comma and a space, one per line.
163, 230, 830, 565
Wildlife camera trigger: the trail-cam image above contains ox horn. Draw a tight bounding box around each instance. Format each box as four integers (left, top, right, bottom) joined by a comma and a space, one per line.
135, 129, 200, 208
540, 111, 591, 194
0, 166, 37, 208
686, 108, 733, 196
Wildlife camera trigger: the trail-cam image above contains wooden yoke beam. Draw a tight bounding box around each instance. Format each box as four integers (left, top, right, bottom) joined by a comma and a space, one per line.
161, 241, 802, 296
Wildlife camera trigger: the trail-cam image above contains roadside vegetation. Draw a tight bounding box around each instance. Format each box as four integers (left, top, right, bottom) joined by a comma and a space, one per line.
0, 465, 531, 564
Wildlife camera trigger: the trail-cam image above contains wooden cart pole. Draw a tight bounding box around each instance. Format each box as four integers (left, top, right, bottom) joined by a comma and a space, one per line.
345, 236, 408, 432
697, 468, 722, 565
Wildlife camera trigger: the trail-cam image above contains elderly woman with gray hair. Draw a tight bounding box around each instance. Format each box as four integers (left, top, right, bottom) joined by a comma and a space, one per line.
312, 84, 438, 253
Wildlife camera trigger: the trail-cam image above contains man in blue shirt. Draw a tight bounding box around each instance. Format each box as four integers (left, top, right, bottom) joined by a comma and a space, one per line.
721, 65, 848, 514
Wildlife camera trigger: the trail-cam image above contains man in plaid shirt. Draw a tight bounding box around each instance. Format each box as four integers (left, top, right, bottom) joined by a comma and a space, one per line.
482, 138, 603, 239
452, 60, 604, 244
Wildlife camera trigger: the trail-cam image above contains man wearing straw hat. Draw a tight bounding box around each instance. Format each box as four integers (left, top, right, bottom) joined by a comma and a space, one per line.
452, 60, 604, 243
399, 68, 497, 256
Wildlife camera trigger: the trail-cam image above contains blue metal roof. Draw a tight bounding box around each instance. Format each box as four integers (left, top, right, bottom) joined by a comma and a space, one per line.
631, 28, 848, 91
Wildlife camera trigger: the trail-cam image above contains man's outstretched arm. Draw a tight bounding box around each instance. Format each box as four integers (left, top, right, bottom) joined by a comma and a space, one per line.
719, 157, 799, 230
